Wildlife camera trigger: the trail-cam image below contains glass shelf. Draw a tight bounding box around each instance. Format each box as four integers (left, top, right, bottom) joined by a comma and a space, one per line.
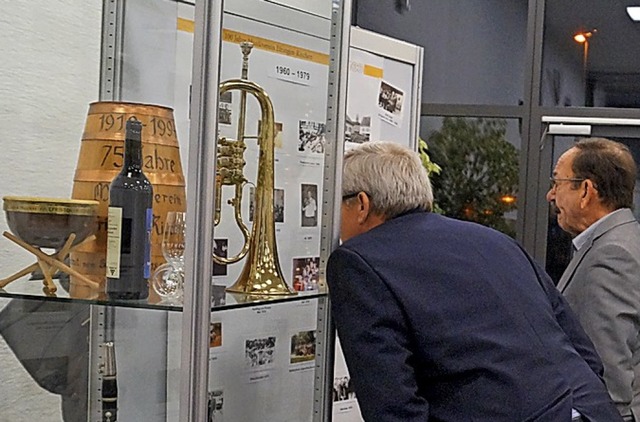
0, 275, 326, 312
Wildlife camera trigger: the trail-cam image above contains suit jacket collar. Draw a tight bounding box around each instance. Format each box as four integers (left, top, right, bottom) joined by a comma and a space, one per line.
557, 208, 636, 292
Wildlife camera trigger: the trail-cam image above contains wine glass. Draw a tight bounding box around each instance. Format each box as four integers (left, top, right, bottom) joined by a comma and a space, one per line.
152, 211, 186, 300
151, 262, 183, 299
162, 211, 186, 269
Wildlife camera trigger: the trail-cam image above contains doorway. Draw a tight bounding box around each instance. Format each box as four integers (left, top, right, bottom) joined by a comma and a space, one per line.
541, 116, 640, 283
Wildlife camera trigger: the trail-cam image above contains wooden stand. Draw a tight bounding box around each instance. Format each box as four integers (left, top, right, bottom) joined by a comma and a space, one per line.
0, 231, 100, 294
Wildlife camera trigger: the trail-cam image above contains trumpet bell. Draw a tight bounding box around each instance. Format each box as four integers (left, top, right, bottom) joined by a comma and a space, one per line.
225, 240, 293, 295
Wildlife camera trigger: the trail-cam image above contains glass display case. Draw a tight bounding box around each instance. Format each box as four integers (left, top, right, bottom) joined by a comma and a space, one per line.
0, 0, 351, 420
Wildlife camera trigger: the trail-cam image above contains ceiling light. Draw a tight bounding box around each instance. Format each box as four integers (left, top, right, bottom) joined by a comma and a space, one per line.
627, 6, 640, 21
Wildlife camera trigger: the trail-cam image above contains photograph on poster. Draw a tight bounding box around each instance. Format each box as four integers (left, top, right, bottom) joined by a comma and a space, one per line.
333, 376, 356, 402
219, 91, 232, 125
378, 80, 404, 115
213, 239, 228, 276
245, 336, 277, 369
211, 284, 226, 307
345, 114, 371, 144
274, 188, 284, 223
249, 187, 284, 223
290, 330, 316, 364
207, 389, 224, 422
292, 256, 320, 291
249, 187, 255, 222
298, 120, 326, 153
209, 322, 222, 348
301, 184, 318, 227
259, 120, 284, 149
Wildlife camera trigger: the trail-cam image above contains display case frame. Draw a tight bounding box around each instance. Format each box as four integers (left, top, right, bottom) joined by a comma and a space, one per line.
0, 0, 353, 420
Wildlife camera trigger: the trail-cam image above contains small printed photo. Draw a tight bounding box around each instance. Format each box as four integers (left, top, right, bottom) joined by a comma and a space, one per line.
213, 239, 228, 277
274, 122, 283, 149
377, 80, 404, 116
249, 187, 255, 222
211, 284, 227, 307
245, 336, 277, 369
333, 376, 356, 402
219, 91, 233, 125
258, 120, 284, 149
292, 257, 320, 292
274, 188, 284, 223
345, 114, 371, 144
209, 322, 222, 348
207, 389, 224, 422
298, 120, 326, 154
290, 330, 316, 364
249, 187, 284, 223
301, 184, 318, 227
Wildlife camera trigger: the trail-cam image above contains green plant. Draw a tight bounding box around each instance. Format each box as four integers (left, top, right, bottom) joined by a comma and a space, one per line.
418, 137, 443, 214
418, 137, 442, 177
425, 117, 519, 237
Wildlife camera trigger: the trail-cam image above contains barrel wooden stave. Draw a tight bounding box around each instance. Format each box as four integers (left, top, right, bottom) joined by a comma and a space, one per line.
70, 102, 186, 288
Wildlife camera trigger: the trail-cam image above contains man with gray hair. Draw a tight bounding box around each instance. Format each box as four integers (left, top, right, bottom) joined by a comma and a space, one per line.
547, 137, 640, 421
327, 141, 621, 421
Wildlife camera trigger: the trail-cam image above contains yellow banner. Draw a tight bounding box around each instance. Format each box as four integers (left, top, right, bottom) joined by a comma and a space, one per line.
177, 17, 194, 33
176, 19, 329, 65
363, 64, 384, 78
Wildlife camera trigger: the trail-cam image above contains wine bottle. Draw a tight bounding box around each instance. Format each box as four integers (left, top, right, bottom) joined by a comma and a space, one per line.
106, 119, 153, 300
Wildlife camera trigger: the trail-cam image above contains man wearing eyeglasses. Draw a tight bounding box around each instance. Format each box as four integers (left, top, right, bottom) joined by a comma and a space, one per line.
328, 141, 621, 422
547, 137, 640, 422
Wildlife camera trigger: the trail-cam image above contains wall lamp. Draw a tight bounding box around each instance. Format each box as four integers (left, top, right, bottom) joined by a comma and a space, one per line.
573, 30, 594, 44
573, 29, 597, 99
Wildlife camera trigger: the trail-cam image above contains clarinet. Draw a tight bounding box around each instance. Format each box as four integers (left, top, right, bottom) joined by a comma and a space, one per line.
101, 342, 118, 421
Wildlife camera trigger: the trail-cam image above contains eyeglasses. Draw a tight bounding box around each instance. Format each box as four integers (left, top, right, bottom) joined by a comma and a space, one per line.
341, 192, 360, 201
341, 192, 370, 201
549, 177, 585, 189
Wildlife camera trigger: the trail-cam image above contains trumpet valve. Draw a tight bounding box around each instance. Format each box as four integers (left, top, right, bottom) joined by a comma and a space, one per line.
217, 137, 247, 185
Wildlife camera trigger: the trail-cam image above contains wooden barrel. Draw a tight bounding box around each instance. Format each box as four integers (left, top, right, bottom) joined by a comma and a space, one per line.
70, 102, 186, 288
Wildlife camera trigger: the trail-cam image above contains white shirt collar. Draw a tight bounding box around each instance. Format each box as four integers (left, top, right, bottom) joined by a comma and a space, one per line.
572, 208, 626, 251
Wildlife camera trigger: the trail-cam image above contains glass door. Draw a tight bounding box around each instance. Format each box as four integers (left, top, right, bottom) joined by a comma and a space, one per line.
542, 116, 640, 283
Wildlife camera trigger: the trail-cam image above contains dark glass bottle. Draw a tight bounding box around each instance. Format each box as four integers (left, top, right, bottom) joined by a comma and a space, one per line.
106, 119, 153, 300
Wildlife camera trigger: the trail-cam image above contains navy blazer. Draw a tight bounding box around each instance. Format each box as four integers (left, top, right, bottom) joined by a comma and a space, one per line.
327, 211, 621, 422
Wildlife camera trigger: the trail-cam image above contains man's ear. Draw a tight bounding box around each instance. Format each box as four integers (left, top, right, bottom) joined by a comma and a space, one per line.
580, 179, 598, 207
356, 192, 371, 224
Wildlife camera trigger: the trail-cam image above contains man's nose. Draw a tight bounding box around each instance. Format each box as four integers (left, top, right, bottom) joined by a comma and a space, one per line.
546, 188, 555, 202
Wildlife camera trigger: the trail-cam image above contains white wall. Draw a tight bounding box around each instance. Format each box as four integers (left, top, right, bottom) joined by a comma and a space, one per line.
0, 1, 102, 273
0, 1, 102, 420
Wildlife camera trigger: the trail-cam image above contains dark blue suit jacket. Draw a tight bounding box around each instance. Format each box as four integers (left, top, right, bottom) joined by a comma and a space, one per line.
327, 211, 622, 422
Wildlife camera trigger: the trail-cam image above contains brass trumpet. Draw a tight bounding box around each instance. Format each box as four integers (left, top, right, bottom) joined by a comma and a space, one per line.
213, 42, 295, 296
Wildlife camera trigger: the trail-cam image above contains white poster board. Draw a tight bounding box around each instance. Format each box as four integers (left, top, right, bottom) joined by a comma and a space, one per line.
345, 27, 423, 150
179, 11, 331, 294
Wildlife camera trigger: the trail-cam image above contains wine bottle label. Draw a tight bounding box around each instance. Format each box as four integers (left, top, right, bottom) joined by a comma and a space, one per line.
144, 207, 152, 279
106, 206, 123, 278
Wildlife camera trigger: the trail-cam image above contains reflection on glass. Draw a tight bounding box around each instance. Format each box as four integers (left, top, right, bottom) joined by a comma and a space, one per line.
421, 117, 520, 237
542, 0, 640, 108
545, 134, 640, 283
544, 135, 575, 283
